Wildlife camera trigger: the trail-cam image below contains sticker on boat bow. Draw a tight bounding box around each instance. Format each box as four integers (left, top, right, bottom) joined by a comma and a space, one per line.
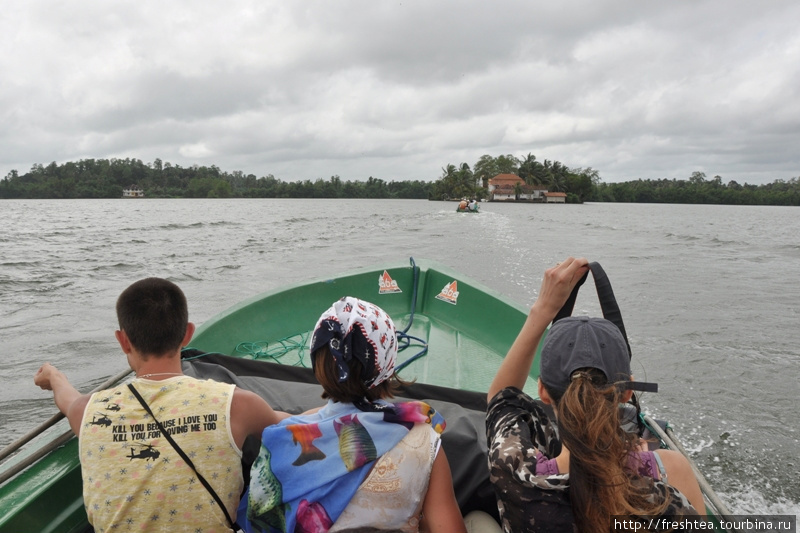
378, 270, 402, 294
435, 280, 459, 305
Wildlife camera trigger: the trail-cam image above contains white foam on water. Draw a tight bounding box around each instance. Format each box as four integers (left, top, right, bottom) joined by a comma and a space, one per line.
718, 486, 800, 515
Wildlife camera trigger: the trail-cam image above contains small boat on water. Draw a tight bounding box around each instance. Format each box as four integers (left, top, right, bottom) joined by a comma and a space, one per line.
0, 258, 733, 532
456, 199, 480, 212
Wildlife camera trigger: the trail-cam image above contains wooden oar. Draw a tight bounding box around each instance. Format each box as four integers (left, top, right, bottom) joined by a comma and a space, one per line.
0, 431, 74, 485
0, 367, 134, 463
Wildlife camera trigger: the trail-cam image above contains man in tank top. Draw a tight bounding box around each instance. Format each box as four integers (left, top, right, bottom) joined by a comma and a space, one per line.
34, 277, 288, 533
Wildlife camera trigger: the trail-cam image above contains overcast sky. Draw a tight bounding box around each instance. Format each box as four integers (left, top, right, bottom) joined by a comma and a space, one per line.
2, 1, 798, 185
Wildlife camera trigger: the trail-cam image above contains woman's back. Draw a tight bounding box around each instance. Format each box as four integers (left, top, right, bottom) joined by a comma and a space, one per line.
331, 423, 439, 532
485, 259, 706, 533
486, 387, 699, 533
240, 296, 467, 533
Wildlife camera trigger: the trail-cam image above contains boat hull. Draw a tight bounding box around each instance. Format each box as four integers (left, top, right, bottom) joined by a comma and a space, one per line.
191, 258, 531, 393
0, 259, 533, 532
0, 259, 729, 530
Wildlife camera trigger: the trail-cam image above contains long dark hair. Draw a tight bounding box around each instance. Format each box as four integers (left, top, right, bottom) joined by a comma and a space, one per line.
546, 368, 669, 533
311, 346, 409, 403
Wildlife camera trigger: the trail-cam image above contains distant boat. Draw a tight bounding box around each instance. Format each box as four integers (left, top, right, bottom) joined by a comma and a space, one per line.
456, 201, 480, 213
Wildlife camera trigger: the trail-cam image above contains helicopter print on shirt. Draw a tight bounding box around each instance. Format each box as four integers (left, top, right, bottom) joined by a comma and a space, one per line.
127, 442, 160, 461
89, 413, 113, 427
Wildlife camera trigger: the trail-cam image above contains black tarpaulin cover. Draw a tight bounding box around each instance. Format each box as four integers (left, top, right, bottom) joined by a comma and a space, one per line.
181, 351, 499, 519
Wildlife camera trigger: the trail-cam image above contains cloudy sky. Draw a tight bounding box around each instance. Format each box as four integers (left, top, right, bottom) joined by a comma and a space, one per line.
2, 1, 798, 185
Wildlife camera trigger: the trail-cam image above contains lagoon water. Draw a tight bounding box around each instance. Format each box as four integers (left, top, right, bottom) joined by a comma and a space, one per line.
1, 198, 798, 514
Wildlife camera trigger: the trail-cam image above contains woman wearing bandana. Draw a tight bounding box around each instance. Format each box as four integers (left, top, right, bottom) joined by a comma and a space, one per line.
239, 297, 467, 533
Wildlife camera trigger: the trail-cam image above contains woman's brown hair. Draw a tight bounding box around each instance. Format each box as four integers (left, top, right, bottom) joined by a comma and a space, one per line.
312, 346, 409, 403
547, 368, 670, 533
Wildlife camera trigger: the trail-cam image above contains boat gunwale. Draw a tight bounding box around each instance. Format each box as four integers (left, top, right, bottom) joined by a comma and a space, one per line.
192, 257, 528, 341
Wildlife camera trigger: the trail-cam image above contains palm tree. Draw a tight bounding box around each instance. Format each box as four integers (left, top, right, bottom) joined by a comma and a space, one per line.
496, 154, 520, 175
473, 155, 498, 189
458, 163, 474, 193
518, 153, 538, 185
513, 182, 523, 201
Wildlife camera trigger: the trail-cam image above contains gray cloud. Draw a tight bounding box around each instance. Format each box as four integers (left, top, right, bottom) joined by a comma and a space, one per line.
1, 0, 798, 184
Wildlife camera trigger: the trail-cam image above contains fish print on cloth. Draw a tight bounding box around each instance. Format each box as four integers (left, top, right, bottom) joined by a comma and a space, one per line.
296, 500, 334, 533
383, 401, 444, 432
238, 399, 445, 533
287, 423, 326, 466
333, 414, 377, 472
249, 445, 288, 532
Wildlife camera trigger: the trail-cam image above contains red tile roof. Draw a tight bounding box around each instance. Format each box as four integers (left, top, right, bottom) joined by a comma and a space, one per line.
488, 174, 524, 186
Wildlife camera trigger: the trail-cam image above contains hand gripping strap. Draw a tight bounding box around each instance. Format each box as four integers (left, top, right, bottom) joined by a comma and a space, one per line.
552, 263, 657, 394
553, 262, 632, 359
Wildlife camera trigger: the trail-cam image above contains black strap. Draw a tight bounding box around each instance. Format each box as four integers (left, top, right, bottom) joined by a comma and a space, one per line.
127, 383, 236, 530
551, 262, 658, 395
553, 262, 632, 359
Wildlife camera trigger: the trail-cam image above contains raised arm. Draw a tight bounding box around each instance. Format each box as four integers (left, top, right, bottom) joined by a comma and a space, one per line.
34, 363, 90, 436
487, 258, 589, 401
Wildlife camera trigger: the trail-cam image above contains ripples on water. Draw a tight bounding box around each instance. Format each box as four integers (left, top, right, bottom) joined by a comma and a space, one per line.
0, 198, 798, 514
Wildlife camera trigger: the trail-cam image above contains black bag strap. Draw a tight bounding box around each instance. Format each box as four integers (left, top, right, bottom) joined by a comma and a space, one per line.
553, 262, 632, 359
552, 262, 657, 399
127, 383, 236, 530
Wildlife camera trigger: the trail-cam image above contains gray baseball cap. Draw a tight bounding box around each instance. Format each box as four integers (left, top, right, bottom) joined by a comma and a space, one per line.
539, 316, 658, 394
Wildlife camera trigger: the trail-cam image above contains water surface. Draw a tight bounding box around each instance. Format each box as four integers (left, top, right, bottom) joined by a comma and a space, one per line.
1, 198, 798, 514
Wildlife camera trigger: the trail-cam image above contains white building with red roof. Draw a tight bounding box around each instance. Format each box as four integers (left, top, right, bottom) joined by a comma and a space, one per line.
487, 174, 549, 202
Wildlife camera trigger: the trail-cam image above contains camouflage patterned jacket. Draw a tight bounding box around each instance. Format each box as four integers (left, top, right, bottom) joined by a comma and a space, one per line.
486, 387, 696, 533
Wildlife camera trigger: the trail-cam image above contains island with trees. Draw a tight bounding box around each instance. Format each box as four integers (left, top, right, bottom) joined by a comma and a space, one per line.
1, 156, 797, 206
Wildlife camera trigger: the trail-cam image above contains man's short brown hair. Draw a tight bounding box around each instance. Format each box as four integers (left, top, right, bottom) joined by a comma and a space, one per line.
116, 277, 188, 357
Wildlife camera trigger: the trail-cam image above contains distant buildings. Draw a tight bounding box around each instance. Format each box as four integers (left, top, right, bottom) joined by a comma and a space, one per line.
122, 185, 144, 198
487, 174, 553, 202
544, 192, 567, 203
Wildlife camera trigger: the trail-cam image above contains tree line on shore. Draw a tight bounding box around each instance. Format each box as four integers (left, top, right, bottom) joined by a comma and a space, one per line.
0, 158, 430, 199
595, 171, 800, 206
1, 157, 798, 206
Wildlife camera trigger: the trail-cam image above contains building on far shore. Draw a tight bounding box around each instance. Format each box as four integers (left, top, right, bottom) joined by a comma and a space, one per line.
544, 192, 567, 203
487, 174, 549, 202
122, 185, 144, 198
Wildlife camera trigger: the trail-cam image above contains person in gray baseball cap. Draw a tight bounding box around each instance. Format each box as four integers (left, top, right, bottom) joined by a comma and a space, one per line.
539, 315, 658, 396
485, 258, 704, 533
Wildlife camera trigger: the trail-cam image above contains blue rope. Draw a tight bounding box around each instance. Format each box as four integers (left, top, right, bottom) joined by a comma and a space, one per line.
395, 257, 429, 373
185, 257, 430, 374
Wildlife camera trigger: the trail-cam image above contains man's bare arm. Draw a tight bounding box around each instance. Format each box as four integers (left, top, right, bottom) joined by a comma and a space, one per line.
229, 388, 290, 449
34, 363, 90, 435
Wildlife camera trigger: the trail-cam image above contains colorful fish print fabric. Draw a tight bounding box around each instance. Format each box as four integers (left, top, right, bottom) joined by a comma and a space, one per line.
238, 399, 445, 533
